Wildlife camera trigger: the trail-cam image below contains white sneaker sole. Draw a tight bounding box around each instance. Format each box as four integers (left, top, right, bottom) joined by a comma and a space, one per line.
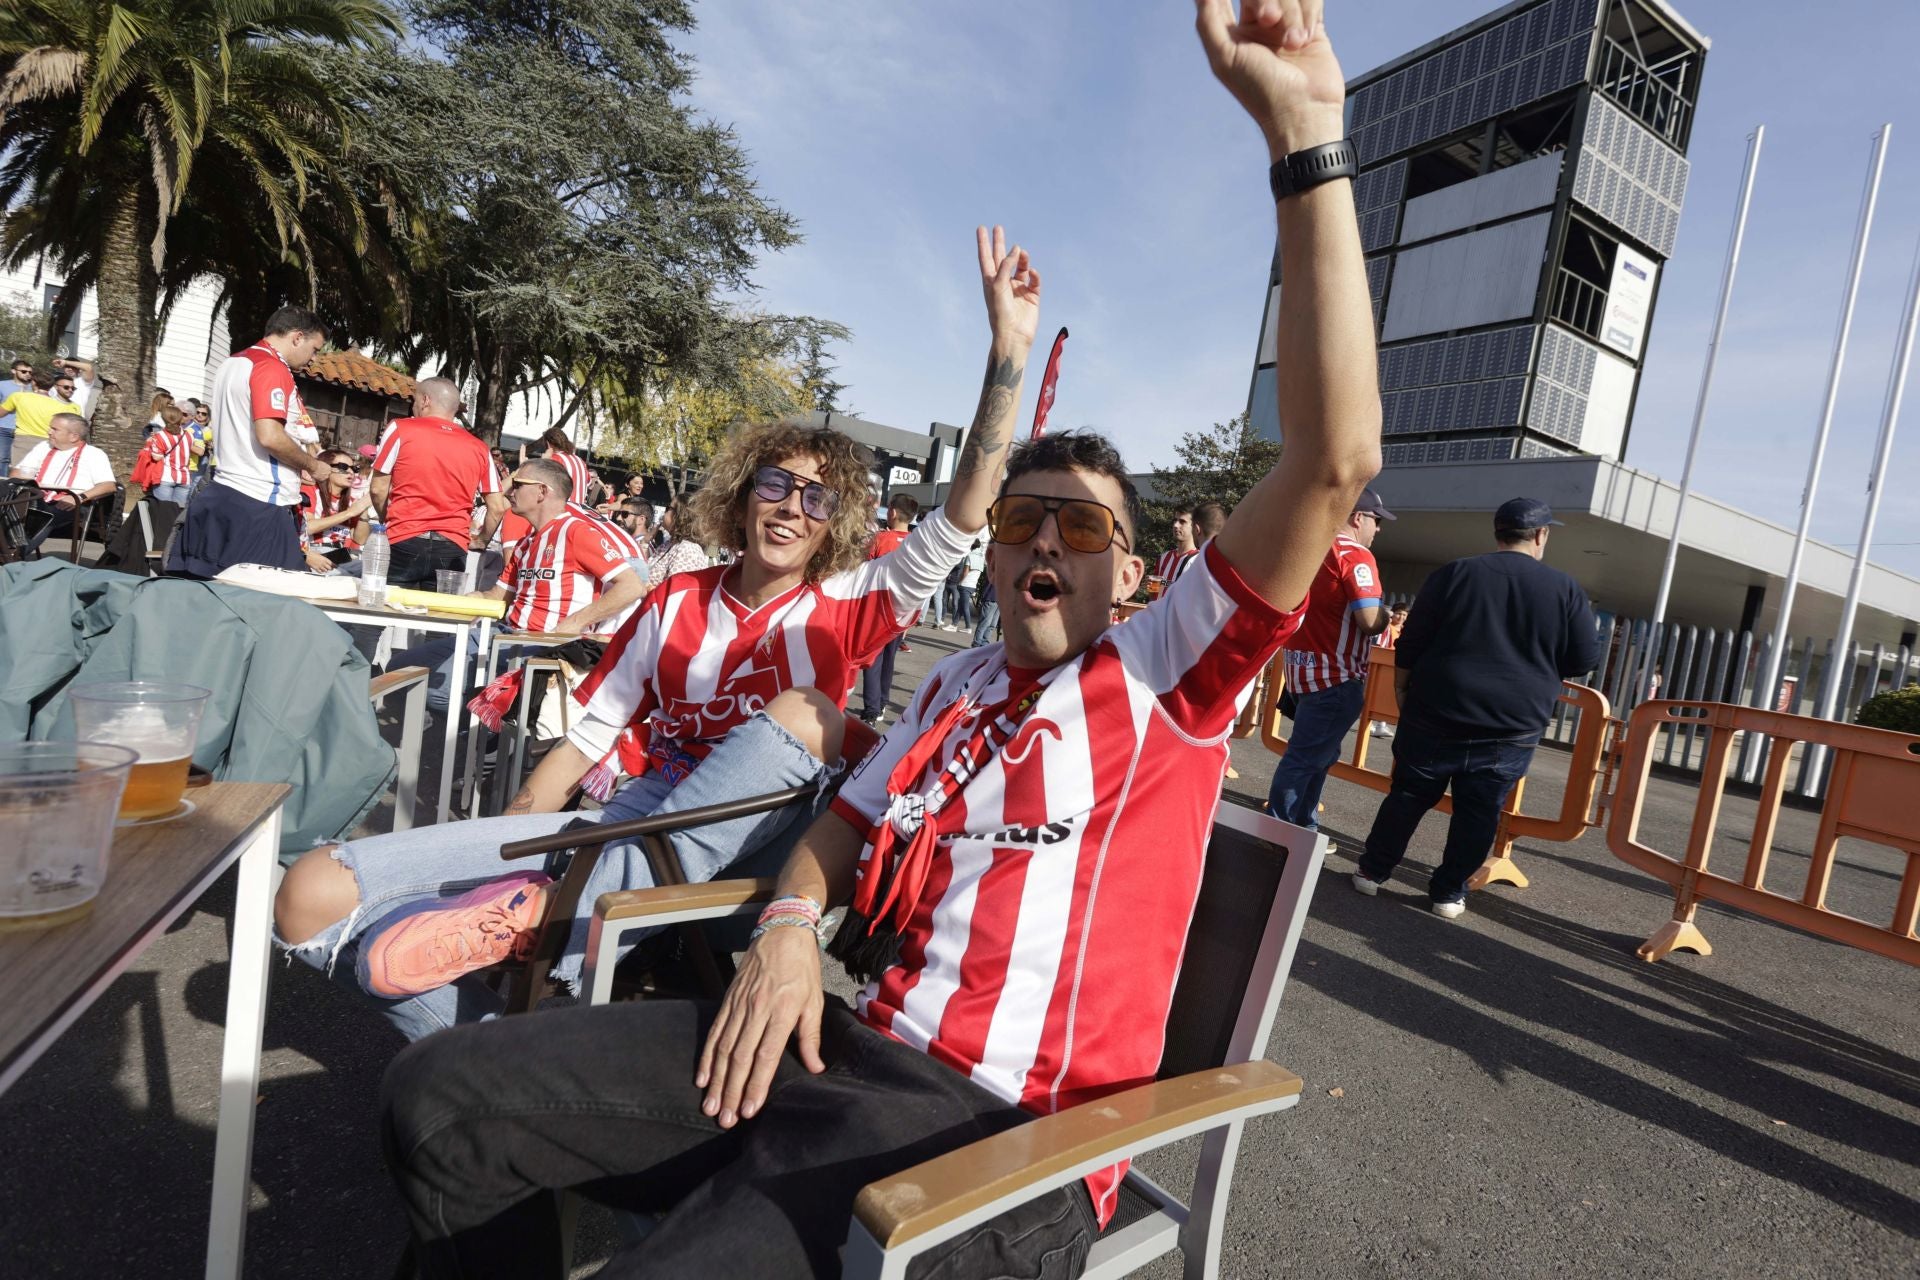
1431, 899, 1466, 919
1351, 872, 1381, 896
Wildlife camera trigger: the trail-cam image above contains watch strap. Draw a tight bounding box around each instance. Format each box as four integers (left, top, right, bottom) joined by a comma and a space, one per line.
1269, 138, 1359, 202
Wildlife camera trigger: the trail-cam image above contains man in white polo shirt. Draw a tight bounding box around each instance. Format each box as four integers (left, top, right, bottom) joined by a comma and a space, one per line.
376, 4, 1382, 1271
11, 413, 117, 553
165, 305, 329, 578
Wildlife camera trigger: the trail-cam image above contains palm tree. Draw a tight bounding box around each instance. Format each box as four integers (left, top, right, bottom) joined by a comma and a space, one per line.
0, 0, 402, 464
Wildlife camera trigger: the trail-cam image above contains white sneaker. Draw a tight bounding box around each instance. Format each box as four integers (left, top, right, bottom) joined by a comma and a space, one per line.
1431, 898, 1466, 920
1351, 872, 1382, 896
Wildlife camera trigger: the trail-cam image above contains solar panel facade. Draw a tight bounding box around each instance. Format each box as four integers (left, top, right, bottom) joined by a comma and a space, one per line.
1251, 0, 1706, 466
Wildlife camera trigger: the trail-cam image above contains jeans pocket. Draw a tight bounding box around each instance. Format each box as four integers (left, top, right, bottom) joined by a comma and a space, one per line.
906, 1186, 1094, 1280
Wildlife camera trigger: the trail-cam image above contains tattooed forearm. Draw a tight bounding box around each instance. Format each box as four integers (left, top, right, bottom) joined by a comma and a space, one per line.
952, 353, 1022, 483
505, 784, 536, 815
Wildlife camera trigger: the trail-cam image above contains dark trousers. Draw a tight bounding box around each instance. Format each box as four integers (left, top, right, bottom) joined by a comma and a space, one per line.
1356, 721, 1535, 903
381, 998, 1098, 1279
21, 501, 76, 553
389, 532, 466, 588
860, 635, 903, 720
944, 582, 973, 628
1265, 677, 1367, 830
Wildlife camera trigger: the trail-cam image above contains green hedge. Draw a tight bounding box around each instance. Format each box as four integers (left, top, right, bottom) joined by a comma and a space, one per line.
1855, 686, 1920, 735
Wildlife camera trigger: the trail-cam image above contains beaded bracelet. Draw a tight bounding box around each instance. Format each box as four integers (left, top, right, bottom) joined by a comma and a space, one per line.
751, 894, 825, 946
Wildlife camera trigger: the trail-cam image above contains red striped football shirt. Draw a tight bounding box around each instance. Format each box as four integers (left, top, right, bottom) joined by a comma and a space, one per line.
1154, 548, 1194, 581
1282, 534, 1381, 693
145, 428, 194, 488
566, 509, 978, 777
552, 452, 591, 501
829, 540, 1306, 1226
502, 508, 641, 633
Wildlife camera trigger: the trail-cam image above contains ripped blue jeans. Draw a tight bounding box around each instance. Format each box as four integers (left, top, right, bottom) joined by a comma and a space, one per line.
277, 711, 836, 1041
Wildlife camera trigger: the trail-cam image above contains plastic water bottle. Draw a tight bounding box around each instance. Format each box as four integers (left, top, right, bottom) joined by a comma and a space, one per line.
359, 522, 390, 608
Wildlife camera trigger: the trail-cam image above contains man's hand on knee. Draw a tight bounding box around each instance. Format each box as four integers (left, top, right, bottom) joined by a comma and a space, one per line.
695, 925, 826, 1128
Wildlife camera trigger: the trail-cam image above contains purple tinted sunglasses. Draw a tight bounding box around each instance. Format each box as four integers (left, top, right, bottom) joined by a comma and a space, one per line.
753, 465, 839, 522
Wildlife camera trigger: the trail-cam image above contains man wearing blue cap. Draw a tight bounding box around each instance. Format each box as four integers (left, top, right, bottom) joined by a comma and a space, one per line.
1267, 486, 1394, 834
1353, 497, 1601, 917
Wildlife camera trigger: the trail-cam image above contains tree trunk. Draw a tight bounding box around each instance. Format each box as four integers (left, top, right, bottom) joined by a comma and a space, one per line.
471, 338, 513, 444
90, 178, 161, 477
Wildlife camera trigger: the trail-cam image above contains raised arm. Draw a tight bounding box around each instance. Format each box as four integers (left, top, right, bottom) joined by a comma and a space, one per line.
941, 226, 1043, 535
1198, 0, 1383, 612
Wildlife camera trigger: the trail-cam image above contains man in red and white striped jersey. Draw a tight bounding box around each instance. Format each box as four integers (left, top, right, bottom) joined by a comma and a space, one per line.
1151, 507, 1195, 586
481, 457, 646, 635
375, 8, 1383, 1272
1266, 487, 1392, 832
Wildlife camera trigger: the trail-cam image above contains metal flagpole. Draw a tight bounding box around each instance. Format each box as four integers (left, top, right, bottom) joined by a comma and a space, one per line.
1804, 230, 1920, 783
1640, 126, 1764, 704
1747, 125, 1889, 741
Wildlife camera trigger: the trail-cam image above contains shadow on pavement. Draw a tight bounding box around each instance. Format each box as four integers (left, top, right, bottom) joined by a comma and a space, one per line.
1300, 863, 1920, 1240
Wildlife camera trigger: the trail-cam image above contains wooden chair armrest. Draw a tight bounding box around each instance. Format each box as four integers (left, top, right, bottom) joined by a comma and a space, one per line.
852, 1060, 1303, 1253
368, 665, 430, 701
498, 785, 818, 861
593, 878, 777, 926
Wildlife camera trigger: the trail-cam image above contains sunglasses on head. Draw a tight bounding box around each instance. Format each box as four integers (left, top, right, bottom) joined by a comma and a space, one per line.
753, 464, 838, 522
987, 494, 1131, 555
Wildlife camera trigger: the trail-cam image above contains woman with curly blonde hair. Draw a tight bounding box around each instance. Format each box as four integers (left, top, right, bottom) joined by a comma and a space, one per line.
275, 225, 1045, 1037
685, 420, 876, 581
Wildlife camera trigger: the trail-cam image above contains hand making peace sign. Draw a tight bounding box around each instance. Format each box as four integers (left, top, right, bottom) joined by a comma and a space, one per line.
977, 224, 1042, 353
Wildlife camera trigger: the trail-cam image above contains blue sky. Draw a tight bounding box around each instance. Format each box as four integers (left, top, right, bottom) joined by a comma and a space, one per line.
678, 1, 1920, 575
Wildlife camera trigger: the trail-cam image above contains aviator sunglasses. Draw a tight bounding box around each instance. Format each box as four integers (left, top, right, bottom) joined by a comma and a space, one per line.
753, 464, 839, 522
987, 494, 1131, 555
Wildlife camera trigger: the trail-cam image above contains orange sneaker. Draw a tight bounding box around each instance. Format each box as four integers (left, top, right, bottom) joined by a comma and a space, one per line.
357, 873, 552, 998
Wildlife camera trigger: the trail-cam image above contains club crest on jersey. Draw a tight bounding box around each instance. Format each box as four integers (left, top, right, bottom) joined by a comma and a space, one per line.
659, 661, 784, 741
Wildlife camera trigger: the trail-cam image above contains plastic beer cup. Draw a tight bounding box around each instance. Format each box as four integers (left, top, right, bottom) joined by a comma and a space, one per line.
0, 742, 137, 929
69, 682, 211, 821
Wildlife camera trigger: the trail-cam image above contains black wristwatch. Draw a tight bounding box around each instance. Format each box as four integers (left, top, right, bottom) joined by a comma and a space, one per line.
1269, 139, 1358, 202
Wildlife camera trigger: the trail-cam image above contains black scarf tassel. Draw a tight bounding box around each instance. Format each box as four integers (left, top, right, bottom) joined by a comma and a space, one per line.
826, 903, 902, 985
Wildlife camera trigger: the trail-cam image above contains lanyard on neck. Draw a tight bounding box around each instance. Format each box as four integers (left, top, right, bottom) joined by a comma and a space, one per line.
36, 445, 80, 489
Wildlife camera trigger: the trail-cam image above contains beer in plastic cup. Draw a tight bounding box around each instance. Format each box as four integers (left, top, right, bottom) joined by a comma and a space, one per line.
69, 682, 211, 821
0, 742, 137, 929
435, 569, 465, 596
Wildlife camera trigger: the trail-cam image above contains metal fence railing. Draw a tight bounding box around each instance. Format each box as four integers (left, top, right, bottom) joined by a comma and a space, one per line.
1543, 615, 1917, 801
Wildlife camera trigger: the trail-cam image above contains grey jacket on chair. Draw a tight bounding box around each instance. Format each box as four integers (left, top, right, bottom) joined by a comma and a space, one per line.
1, 560, 393, 858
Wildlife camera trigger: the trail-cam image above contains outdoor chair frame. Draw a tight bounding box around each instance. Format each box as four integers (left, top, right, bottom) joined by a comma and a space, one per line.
492, 783, 823, 1014
578, 800, 1327, 1280
32, 483, 121, 563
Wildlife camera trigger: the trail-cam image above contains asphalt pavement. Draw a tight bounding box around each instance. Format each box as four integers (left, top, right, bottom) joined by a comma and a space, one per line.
3, 621, 1916, 1277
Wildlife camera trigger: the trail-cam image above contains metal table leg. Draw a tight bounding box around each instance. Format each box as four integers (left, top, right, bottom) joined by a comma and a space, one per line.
203, 806, 284, 1279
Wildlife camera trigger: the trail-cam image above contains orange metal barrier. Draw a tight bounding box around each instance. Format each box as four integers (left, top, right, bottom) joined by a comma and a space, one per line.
1607, 700, 1920, 965
1259, 647, 1612, 887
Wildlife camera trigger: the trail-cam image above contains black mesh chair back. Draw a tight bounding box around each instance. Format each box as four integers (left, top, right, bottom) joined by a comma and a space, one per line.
1158, 813, 1289, 1081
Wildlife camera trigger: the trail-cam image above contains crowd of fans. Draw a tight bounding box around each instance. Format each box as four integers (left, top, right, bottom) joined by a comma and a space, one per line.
0, 6, 1622, 1273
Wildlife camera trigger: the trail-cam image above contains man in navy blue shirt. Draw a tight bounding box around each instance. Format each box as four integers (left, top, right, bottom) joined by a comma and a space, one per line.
1354, 498, 1601, 917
